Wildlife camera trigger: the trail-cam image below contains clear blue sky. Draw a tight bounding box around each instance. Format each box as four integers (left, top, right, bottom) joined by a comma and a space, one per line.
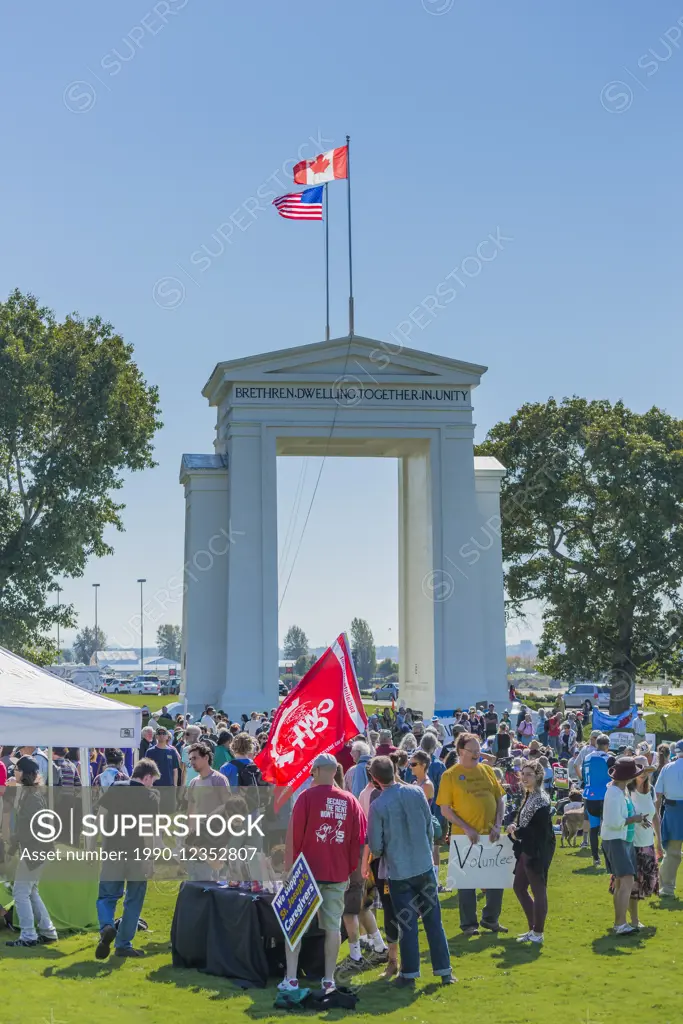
2, 1, 681, 652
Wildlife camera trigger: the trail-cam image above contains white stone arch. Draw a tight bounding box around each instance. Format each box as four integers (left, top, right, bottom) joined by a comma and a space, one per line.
180, 336, 506, 717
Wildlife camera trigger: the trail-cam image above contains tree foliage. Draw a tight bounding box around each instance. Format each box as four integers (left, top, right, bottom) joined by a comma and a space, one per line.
294, 653, 316, 676
156, 624, 182, 661
60, 647, 74, 663
283, 624, 309, 660
73, 626, 107, 665
0, 289, 161, 658
350, 617, 376, 687
377, 657, 399, 677
478, 397, 683, 711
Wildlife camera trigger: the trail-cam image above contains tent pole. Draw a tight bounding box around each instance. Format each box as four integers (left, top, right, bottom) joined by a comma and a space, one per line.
47, 746, 53, 810
80, 746, 94, 850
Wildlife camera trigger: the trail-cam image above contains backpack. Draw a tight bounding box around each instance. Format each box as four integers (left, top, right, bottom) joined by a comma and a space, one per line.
233, 759, 266, 787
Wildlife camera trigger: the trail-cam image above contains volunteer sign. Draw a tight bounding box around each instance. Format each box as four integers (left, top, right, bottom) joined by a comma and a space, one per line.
273, 854, 322, 951
446, 834, 516, 890
233, 385, 471, 405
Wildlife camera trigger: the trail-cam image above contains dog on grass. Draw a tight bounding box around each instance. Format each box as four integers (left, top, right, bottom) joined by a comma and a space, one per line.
561, 809, 585, 847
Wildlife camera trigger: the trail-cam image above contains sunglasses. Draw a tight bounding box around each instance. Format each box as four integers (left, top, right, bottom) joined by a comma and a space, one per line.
410, 761, 420, 768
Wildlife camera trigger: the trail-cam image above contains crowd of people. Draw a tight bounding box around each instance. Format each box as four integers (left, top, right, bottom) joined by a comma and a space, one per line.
0, 697, 682, 1000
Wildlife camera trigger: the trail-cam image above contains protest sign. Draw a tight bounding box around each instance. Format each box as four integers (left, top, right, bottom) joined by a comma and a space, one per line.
446, 834, 516, 890
272, 853, 322, 951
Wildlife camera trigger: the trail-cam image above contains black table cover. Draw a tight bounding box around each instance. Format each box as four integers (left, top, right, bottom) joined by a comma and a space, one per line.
170, 882, 325, 987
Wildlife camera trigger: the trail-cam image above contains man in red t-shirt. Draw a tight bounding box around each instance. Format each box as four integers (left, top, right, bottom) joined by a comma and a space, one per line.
282, 752, 366, 995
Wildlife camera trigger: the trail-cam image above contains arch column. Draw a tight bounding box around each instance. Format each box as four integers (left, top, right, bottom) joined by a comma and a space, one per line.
221, 423, 279, 716
398, 447, 435, 712
431, 427, 486, 713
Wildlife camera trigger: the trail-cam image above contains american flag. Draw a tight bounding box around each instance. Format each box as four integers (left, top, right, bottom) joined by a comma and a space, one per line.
272, 185, 323, 221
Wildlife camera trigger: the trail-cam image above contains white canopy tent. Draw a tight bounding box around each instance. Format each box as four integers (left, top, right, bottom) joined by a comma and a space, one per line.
0, 646, 141, 747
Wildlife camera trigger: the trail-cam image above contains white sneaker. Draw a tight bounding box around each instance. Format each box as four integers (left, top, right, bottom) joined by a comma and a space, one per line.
516, 931, 533, 942
277, 978, 299, 992
613, 923, 635, 935
528, 931, 544, 944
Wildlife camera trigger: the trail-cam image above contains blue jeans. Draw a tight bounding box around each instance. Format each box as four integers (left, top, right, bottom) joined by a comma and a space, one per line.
389, 871, 452, 979
96, 879, 147, 949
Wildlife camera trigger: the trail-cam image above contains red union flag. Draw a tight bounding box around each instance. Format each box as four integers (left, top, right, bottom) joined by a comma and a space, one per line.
255, 633, 366, 791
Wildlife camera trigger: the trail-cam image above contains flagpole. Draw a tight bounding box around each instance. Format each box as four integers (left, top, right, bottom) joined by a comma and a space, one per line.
346, 134, 354, 338
324, 182, 330, 341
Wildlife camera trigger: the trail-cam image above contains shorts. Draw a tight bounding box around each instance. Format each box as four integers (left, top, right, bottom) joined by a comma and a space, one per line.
585, 799, 604, 829
602, 838, 637, 878
317, 881, 348, 933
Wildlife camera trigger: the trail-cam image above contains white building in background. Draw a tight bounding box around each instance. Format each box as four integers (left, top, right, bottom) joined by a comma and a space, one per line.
180, 336, 508, 718
89, 650, 180, 677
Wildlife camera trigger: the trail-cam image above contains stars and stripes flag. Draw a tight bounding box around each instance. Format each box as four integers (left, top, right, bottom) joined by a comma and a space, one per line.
293, 146, 348, 185
272, 185, 323, 221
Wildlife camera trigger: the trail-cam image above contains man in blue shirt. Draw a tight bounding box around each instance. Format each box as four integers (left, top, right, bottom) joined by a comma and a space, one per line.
367, 756, 454, 990
219, 733, 259, 786
582, 734, 616, 867
145, 728, 180, 814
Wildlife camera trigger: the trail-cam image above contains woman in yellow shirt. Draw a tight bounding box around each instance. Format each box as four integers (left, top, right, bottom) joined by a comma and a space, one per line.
437, 732, 507, 936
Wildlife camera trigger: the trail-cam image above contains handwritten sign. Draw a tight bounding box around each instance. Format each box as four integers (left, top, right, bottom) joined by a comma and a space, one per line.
446, 834, 516, 890
272, 853, 322, 951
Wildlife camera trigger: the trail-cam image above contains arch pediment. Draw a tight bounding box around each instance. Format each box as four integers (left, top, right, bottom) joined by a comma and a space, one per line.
203, 336, 487, 407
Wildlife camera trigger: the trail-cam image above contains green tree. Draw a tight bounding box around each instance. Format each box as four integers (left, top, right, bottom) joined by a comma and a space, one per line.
73, 626, 107, 665
60, 647, 74, 663
156, 624, 182, 661
377, 657, 399, 677
283, 624, 309, 660
294, 653, 316, 676
478, 397, 683, 712
0, 289, 161, 658
350, 617, 376, 687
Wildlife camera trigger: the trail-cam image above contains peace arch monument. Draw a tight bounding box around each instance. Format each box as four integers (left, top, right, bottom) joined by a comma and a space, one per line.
180, 336, 507, 718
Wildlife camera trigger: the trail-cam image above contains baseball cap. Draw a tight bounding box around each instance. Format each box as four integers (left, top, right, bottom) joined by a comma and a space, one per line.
675, 739, 683, 756
312, 752, 338, 770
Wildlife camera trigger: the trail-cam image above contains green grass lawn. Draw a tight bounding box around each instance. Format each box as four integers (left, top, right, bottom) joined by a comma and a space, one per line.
109, 694, 169, 712
1, 845, 681, 1024
109, 695, 390, 717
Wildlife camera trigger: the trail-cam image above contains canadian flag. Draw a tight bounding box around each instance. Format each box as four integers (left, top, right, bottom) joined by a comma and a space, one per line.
255, 632, 366, 792
293, 146, 348, 185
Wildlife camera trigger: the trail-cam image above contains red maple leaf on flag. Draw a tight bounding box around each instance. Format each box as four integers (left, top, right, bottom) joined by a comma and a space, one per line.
309, 154, 330, 175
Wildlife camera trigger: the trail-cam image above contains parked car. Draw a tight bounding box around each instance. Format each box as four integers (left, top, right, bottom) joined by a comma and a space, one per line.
372, 682, 399, 701
102, 678, 131, 694
562, 683, 610, 709
129, 676, 161, 695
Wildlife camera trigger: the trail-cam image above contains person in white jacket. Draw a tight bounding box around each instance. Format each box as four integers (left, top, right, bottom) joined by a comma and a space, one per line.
600, 758, 647, 935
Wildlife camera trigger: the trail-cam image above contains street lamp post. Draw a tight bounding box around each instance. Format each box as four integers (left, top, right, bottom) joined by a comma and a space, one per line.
137, 578, 146, 676
93, 583, 100, 666
55, 586, 62, 662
